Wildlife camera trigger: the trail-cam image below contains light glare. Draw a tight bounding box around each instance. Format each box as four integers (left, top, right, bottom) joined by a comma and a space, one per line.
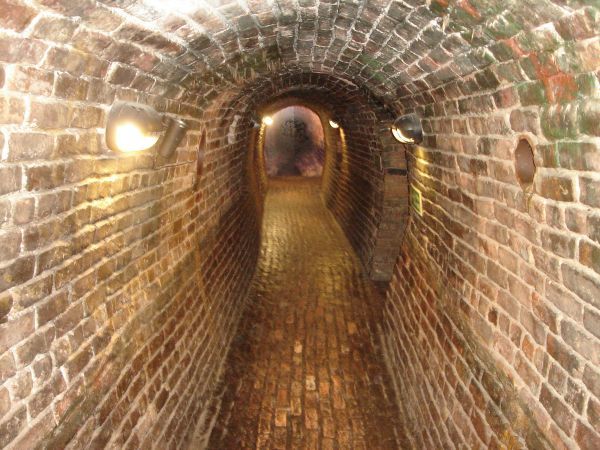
391, 126, 414, 144
115, 122, 160, 152
329, 120, 339, 129
262, 116, 273, 126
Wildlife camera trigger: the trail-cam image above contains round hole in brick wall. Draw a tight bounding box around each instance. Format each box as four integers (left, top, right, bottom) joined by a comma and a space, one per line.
514, 138, 536, 187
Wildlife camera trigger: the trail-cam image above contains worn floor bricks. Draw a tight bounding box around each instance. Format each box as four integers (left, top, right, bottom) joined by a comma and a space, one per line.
207, 178, 407, 449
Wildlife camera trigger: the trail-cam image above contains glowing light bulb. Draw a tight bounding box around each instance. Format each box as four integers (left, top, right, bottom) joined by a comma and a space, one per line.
114, 122, 161, 152
262, 116, 273, 126
391, 126, 414, 144
329, 120, 339, 128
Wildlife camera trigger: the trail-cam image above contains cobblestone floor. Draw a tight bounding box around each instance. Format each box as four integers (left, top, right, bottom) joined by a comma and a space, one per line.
207, 177, 406, 449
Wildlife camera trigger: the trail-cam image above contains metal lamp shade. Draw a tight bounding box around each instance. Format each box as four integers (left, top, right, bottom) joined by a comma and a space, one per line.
106, 101, 164, 152
159, 118, 189, 158
392, 113, 423, 144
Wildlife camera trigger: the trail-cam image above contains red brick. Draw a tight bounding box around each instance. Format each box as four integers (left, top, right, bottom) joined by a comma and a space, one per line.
539, 384, 574, 434
562, 263, 600, 309
0, 0, 37, 32
575, 421, 600, 450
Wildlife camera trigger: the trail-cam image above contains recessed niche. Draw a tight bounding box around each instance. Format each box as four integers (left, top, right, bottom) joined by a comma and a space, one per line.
514, 138, 536, 188
197, 130, 206, 178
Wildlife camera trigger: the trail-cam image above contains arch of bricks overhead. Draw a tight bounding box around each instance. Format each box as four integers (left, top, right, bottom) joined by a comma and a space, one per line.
0, 0, 599, 449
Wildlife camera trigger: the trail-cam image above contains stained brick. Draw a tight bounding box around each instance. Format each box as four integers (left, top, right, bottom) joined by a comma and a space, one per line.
561, 319, 600, 367
574, 421, 600, 450
0, 1, 597, 449
7, 66, 54, 96
0, 165, 21, 196
580, 239, 600, 276
0, 256, 35, 292
31, 15, 78, 43
539, 384, 574, 434
0, 36, 47, 64
0, 96, 26, 124
0, 406, 26, 447
580, 99, 600, 136
0, 0, 37, 32
538, 174, 575, 202
7, 132, 55, 161
562, 263, 600, 309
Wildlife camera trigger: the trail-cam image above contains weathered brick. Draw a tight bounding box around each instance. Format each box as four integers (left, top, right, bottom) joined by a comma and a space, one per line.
538, 174, 574, 202
7, 132, 55, 161
580, 240, 600, 275
107, 63, 136, 86
0, 2, 597, 449
517, 81, 547, 106
580, 100, 600, 137
580, 176, 600, 208
583, 366, 600, 399
0, 36, 46, 64
541, 103, 579, 140
36, 291, 69, 327
0, 256, 35, 292
539, 384, 574, 434
7, 66, 54, 96
575, 421, 600, 450
54, 73, 89, 101
561, 319, 600, 366
587, 397, 600, 434
0, 0, 37, 32
562, 263, 600, 309
556, 7, 600, 41
0, 407, 26, 447
31, 15, 78, 43
29, 101, 71, 129
0, 96, 26, 124
0, 165, 21, 196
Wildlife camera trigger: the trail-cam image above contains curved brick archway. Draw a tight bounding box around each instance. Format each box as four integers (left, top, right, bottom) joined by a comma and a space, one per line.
0, 1, 598, 449
246, 79, 411, 281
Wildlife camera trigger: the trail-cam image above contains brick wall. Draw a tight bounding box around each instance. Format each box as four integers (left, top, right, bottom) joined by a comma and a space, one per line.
0, 8, 262, 449
247, 74, 410, 281
0, 0, 598, 448
382, 3, 600, 449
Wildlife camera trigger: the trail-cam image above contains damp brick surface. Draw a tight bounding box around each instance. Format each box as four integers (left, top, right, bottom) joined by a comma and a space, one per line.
0, 0, 598, 448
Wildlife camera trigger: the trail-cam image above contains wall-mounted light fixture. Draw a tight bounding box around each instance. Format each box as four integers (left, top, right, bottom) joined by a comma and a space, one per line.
262, 116, 273, 126
391, 113, 422, 144
329, 120, 340, 129
159, 117, 188, 158
106, 101, 188, 158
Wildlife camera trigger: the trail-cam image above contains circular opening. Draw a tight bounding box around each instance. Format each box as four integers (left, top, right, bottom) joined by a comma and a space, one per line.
514, 138, 536, 187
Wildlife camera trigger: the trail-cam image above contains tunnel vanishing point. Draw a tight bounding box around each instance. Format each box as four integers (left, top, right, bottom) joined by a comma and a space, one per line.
0, 0, 599, 449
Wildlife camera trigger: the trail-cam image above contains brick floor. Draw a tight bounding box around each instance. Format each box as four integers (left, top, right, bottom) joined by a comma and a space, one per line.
207, 177, 407, 449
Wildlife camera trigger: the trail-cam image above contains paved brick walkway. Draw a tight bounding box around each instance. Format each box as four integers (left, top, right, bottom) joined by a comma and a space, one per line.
208, 177, 406, 449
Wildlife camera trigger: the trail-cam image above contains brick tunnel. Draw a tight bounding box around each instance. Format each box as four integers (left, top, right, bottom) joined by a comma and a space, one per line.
0, 0, 599, 448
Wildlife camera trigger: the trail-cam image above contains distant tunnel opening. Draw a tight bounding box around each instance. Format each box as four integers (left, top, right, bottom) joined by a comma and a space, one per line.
262, 105, 325, 178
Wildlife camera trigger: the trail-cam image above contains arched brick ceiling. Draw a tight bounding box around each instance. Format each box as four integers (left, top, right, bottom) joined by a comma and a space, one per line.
229, 71, 392, 120
30, 0, 588, 109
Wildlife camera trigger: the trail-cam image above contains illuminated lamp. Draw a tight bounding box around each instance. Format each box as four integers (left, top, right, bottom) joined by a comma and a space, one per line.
106, 101, 188, 157
329, 120, 340, 129
391, 113, 422, 144
106, 101, 163, 152
262, 116, 273, 126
